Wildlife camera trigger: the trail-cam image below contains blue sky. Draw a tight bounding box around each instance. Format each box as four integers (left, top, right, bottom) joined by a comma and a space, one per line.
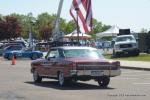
0, 0, 150, 32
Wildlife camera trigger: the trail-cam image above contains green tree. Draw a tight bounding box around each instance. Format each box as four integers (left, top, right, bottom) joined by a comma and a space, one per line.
37, 12, 69, 39
146, 31, 150, 49
140, 28, 148, 33
0, 16, 22, 40
0, 20, 6, 40
0, 14, 3, 20
0, 13, 112, 40
10, 13, 36, 39
36, 13, 56, 39
65, 20, 76, 34
88, 18, 111, 38
39, 25, 53, 41
59, 18, 67, 33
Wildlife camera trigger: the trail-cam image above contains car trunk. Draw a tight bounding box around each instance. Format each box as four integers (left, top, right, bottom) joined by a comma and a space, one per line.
65, 58, 119, 70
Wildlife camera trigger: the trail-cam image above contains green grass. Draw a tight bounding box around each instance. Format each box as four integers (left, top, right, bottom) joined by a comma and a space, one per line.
104, 53, 150, 62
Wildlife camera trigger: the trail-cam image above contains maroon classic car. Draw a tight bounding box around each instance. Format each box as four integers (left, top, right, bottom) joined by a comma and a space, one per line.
31, 46, 121, 87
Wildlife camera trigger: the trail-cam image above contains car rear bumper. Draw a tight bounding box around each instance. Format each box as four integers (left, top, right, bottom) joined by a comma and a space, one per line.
115, 48, 139, 53
69, 69, 121, 77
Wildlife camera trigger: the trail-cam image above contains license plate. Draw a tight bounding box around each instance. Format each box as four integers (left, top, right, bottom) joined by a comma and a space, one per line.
91, 70, 104, 76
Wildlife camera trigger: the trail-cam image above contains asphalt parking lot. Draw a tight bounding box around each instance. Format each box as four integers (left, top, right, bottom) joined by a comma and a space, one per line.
0, 59, 150, 100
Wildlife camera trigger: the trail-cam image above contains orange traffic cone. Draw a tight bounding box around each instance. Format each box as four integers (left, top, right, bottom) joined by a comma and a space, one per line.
11, 55, 15, 65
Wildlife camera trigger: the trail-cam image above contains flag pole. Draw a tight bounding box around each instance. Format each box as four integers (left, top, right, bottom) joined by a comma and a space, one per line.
75, 7, 79, 44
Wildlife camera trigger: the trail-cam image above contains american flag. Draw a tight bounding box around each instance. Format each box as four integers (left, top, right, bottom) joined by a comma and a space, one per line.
70, 0, 93, 33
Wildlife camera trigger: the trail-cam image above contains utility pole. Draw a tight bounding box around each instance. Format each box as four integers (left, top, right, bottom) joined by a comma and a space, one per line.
28, 13, 33, 48
52, 0, 64, 42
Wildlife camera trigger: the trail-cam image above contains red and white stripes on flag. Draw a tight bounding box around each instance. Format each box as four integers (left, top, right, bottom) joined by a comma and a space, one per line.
70, 0, 93, 33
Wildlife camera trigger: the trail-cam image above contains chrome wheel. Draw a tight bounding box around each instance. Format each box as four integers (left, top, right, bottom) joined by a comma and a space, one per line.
98, 76, 110, 87
33, 70, 42, 83
8, 54, 12, 60
31, 54, 38, 60
58, 72, 64, 86
33, 71, 38, 81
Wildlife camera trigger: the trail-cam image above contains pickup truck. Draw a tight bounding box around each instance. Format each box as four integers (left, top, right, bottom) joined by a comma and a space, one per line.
113, 35, 139, 57
31, 46, 121, 87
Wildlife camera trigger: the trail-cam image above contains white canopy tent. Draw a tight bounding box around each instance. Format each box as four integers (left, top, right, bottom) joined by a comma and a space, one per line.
96, 25, 120, 38
64, 30, 92, 39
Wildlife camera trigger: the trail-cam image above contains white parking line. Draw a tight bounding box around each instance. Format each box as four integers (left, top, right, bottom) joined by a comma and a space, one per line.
113, 78, 139, 80
122, 71, 145, 74
133, 83, 150, 85
123, 74, 150, 77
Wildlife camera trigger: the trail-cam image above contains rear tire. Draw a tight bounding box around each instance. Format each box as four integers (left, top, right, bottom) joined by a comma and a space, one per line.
98, 76, 110, 87
33, 70, 42, 83
31, 54, 38, 60
134, 51, 139, 56
58, 72, 65, 86
8, 54, 12, 60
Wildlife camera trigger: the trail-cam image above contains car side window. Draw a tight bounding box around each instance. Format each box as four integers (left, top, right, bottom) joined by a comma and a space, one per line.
6, 46, 12, 50
13, 46, 22, 50
48, 49, 59, 58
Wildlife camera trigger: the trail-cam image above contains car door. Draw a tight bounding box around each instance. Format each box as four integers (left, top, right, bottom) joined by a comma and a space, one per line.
40, 49, 60, 77
13, 46, 23, 57
22, 48, 32, 58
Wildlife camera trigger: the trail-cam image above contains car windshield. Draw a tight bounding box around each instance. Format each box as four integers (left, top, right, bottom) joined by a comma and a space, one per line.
63, 49, 104, 59
116, 36, 135, 42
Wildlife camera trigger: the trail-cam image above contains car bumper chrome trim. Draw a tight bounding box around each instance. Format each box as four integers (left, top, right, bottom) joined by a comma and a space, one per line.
70, 69, 121, 77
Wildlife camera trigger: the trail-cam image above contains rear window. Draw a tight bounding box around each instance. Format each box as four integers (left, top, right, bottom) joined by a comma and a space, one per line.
63, 49, 104, 59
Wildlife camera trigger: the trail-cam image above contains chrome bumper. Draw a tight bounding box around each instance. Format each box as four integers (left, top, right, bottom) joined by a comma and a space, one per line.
115, 48, 138, 52
70, 69, 121, 77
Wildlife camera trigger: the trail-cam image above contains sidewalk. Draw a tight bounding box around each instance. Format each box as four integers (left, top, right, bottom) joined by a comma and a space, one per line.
119, 60, 150, 71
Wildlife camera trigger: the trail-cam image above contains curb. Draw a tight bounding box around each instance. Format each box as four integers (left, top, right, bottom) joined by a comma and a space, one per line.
121, 66, 150, 71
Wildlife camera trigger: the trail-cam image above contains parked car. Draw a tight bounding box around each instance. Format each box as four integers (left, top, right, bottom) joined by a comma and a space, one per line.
31, 46, 121, 87
3, 45, 43, 60
113, 35, 139, 57
0, 43, 24, 56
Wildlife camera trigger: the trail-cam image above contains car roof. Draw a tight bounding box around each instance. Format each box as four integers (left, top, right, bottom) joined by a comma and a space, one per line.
7, 45, 23, 47
51, 46, 97, 50
1, 42, 26, 47
4, 45, 23, 49
0, 43, 20, 49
